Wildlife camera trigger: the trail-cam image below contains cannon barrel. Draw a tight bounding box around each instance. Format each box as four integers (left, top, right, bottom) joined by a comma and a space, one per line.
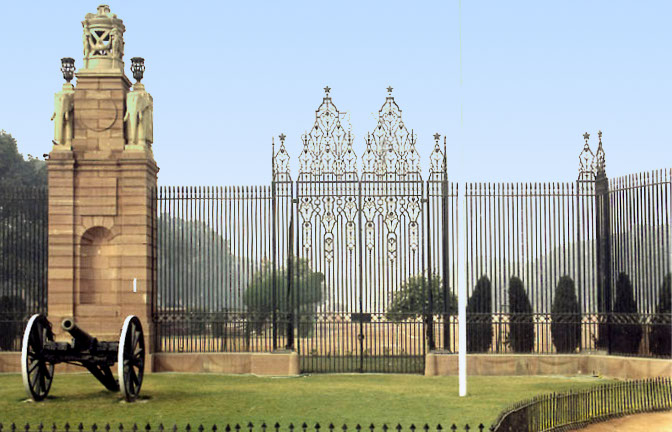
61, 318, 98, 349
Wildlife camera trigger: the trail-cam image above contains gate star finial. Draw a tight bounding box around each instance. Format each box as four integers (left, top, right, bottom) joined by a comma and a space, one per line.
434, 133, 441, 141
583, 132, 590, 142
279, 133, 286, 142
324, 86, 331, 95
387, 86, 393, 94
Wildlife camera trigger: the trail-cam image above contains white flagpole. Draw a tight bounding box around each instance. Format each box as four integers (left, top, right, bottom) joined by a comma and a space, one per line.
458, 184, 467, 397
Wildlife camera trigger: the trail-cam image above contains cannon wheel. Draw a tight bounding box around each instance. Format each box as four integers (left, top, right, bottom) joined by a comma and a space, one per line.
21, 314, 55, 401
118, 315, 145, 402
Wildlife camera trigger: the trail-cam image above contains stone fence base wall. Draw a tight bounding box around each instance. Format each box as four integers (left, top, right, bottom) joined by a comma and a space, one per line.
425, 353, 672, 380
152, 352, 300, 376
0, 352, 299, 376
0, 352, 668, 379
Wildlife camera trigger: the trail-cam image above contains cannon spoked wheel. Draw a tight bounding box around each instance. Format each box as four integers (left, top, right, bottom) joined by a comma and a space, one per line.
21, 314, 55, 401
118, 315, 145, 402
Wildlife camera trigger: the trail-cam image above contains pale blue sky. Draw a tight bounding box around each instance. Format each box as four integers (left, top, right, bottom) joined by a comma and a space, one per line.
1, 1, 670, 185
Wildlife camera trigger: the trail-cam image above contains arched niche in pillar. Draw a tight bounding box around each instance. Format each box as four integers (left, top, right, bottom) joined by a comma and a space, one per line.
77, 226, 120, 314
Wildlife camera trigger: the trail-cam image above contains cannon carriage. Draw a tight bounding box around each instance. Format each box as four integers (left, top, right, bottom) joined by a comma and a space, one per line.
21, 314, 145, 402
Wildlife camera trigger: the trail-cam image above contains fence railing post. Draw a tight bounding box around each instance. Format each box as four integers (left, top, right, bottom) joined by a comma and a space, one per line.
441, 164, 450, 350
271, 141, 278, 350
285, 211, 295, 350
594, 134, 611, 352
425, 191, 435, 351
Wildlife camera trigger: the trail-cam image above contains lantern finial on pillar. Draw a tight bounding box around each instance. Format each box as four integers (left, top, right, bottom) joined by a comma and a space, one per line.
60, 58, 75, 83
130, 57, 145, 83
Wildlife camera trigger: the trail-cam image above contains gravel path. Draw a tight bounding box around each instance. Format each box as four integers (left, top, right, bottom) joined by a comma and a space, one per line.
580, 411, 672, 431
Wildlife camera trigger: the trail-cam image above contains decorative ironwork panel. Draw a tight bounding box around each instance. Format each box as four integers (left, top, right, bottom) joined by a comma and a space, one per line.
273, 134, 291, 182
297, 87, 356, 180
595, 130, 606, 174
429, 134, 447, 180
578, 132, 596, 181
362, 87, 421, 180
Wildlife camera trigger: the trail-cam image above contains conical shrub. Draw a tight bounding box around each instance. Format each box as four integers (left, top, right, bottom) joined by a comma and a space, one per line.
466, 275, 493, 353
649, 273, 671, 357
507, 276, 534, 353
610, 272, 642, 354
551, 275, 581, 353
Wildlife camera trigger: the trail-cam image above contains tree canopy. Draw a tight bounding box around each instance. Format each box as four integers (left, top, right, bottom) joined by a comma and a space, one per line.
0, 130, 46, 188
157, 215, 248, 313
244, 258, 324, 337
386, 274, 457, 321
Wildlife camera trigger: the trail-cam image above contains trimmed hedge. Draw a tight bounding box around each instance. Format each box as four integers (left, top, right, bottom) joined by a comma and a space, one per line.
649, 273, 671, 357
507, 276, 534, 353
610, 272, 642, 355
466, 275, 493, 353
551, 276, 581, 353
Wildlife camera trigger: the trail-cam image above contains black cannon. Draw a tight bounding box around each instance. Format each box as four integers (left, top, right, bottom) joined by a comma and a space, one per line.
21, 314, 145, 402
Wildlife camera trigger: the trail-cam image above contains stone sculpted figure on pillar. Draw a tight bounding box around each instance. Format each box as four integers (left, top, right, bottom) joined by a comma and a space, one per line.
110, 27, 124, 58
124, 83, 153, 154
51, 84, 75, 149
83, 23, 91, 58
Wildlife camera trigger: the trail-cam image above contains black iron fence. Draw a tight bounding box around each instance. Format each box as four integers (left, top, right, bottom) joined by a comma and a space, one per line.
0, 186, 47, 351
151, 168, 670, 367
490, 377, 672, 432
154, 186, 284, 353
0, 171, 669, 365
452, 169, 671, 356
607, 171, 671, 357
458, 180, 597, 355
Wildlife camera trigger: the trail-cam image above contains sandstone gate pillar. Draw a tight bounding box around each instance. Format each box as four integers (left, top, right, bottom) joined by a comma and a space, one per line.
47, 5, 157, 349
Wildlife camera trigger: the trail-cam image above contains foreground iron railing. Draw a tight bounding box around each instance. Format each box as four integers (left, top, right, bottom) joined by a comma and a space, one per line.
0, 423, 489, 432
490, 377, 672, 432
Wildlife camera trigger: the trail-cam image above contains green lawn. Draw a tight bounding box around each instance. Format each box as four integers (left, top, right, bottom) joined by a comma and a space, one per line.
0, 373, 613, 428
